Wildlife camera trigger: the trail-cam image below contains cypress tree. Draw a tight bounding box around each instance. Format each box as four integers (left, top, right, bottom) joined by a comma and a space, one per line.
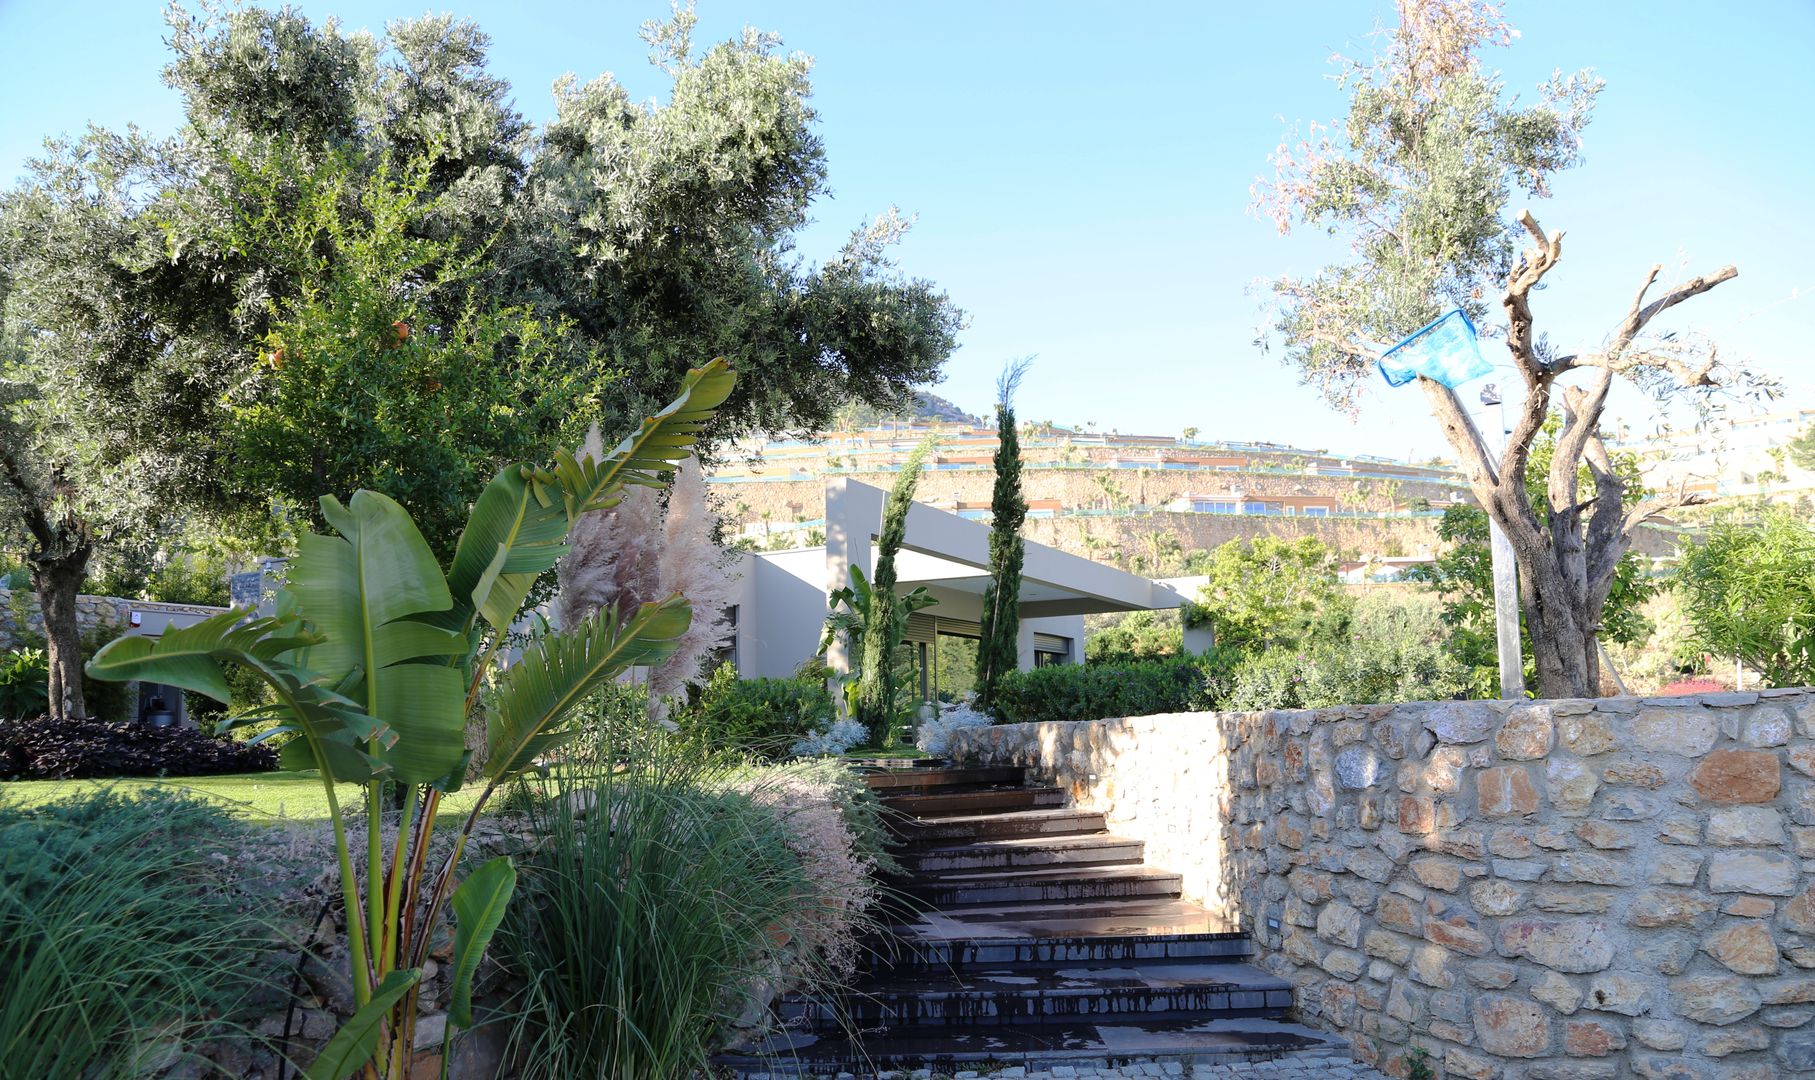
976, 361, 1030, 708
857, 437, 935, 744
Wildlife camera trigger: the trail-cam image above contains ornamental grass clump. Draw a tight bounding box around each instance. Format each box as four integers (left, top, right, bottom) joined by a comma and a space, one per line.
0, 789, 278, 1080
496, 738, 884, 1080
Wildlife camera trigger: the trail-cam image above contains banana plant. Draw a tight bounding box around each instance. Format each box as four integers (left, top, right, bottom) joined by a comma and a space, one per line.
87, 359, 735, 1079
818, 564, 937, 717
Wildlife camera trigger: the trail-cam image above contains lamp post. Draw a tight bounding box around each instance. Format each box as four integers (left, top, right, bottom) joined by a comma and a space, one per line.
1476, 383, 1526, 699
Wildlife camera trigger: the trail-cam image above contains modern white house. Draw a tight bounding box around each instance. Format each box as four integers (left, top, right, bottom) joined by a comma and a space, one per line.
721, 478, 1202, 697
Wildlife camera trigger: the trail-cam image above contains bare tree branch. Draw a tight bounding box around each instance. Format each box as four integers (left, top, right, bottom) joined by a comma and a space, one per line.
1502, 209, 1565, 371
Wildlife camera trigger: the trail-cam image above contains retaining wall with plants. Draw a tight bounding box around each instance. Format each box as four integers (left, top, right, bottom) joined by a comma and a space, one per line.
950, 691, 1815, 1078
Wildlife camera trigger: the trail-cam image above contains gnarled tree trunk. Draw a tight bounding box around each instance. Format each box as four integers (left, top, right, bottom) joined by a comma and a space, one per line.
30, 545, 92, 721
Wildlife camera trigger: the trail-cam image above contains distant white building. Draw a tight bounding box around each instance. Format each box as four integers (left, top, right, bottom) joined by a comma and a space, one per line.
721, 479, 1202, 695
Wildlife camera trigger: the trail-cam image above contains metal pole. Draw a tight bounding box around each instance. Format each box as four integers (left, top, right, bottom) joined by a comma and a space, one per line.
1460, 398, 1527, 699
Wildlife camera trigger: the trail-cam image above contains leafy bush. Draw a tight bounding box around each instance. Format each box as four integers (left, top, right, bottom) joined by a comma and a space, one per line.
990, 654, 1228, 725
0, 789, 276, 1078
1224, 635, 1470, 711
1085, 610, 1184, 665
0, 648, 49, 720
0, 715, 278, 780
1677, 507, 1815, 688
498, 740, 878, 1079
674, 663, 836, 759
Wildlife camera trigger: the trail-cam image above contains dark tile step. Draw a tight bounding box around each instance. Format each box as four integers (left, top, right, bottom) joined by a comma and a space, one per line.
777, 960, 1294, 1028
891, 897, 1236, 944
900, 835, 1144, 874
881, 786, 1066, 818
893, 808, 1107, 842
909, 865, 1184, 907
715, 1018, 1344, 1075
862, 766, 1026, 793
866, 930, 1252, 974
845, 757, 947, 770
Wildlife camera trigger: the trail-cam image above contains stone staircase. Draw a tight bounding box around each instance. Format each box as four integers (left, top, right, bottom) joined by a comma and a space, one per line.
719, 762, 1345, 1075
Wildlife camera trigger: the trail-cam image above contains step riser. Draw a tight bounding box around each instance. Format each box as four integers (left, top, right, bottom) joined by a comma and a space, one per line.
896, 813, 1107, 842
782, 989, 1293, 1028
912, 875, 1183, 907
903, 844, 1144, 873
883, 789, 1067, 817
863, 767, 1025, 792
872, 937, 1254, 972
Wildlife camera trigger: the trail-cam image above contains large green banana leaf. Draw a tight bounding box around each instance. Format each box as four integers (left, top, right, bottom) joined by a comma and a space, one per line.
483, 596, 692, 781
444, 358, 735, 635
85, 609, 393, 782
288, 490, 469, 785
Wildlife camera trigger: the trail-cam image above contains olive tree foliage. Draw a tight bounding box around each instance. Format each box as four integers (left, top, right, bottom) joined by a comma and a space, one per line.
1256, 0, 1765, 698
0, 140, 188, 720
1, 3, 959, 712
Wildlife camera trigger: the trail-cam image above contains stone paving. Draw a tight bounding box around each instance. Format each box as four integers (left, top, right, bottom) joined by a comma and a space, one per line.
783, 1050, 1391, 1079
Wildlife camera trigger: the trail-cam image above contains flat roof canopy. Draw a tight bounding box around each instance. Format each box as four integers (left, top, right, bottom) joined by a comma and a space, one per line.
834, 480, 1187, 619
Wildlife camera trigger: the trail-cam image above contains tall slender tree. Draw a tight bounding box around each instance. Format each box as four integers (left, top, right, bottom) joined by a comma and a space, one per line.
856, 438, 935, 745
976, 360, 1031, 707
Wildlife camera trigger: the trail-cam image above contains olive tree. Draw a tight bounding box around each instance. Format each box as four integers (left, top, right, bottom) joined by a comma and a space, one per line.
1257, 0, 1766, 697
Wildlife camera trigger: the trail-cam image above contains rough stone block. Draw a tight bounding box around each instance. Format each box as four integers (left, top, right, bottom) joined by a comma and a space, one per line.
1706, 805, 1786, 847
1708, 850, 1799, 895
1408, 856, 1463, 892
1466, 960, 1518, 988
1320, 947, 1364, 980
1700, 1024, 1769, 1057
1741, 707, 1792, 747
1647, 850, 1702, 886
1721, 895, 1774, 917
1627, 887, 1716, 928
1547, 757, 1599, 816
1531, 969, 1582, 1014
1533, 887, 1614, 914
1584, 973, 1652, 1016
1478, 765, 1541, 817
1689, 749, 1782, 804
1669, 973, 1763, 1025
1788, 744, 1815, 779
1364, 928, 1413, 965
1550, 852, 1627, 886
1333, 745, 1384, 791
1655, 816, 1702, 845
1564, 1017, 1626, 1056
1397, 795, 1433, 835
1471, 993, 1552, 1057
1556, 711, 1617, 757
1376, 891, 1423, 934
1602, 759, 1667, 788
1629, 707, 1719, 756
1498, 705, 1555, 759
1492, 858, 1546, 881
1496, 918, 1615, 973
1778, 1029, 1815, 1072
1701, 920, 1780, 975
1469, 879, 1526, 917
1489, 828, 1535, 858
1783, 884, 1815, 934
1574, 820, 1633, 849
1425, 703, 1498, 744
1598, 789, 1660, 820
1316, 901, 1362, 948
1631, 1016, 1687, 1051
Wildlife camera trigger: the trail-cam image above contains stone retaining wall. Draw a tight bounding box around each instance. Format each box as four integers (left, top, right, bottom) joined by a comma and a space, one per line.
950, 692, 1815, 1078
0, 587, 129, 649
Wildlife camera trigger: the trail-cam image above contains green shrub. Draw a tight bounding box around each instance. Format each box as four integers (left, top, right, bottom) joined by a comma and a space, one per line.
673, 663, 835, 759
1225, 634, 1470, 711
0, 789, 276, 1078
991, 653, 1229, 725
1085, 610, 1184, 665
0, 648, 49, 720
497, 739, 876, 1079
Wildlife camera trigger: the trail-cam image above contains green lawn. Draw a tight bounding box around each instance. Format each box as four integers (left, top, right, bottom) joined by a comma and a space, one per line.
0, 771, 484, 823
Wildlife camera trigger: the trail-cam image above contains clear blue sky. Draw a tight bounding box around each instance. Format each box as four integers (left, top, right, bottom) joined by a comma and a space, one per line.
3, 0, 1810, 460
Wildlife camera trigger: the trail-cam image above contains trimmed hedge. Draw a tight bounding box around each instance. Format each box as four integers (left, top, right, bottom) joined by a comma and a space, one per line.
989, 654, 1228, 726
673, 664, 836, 759
0, 715, 278, 780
